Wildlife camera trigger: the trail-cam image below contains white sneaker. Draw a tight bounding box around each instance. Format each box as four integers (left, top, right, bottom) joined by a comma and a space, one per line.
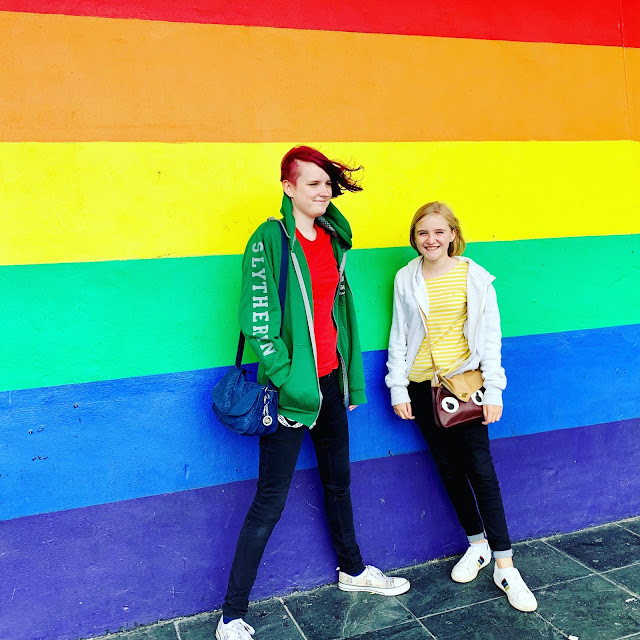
493, 567, 538, 612
451, 544, 491, 583
216, 617, 256, 640
338, 565, 410, 596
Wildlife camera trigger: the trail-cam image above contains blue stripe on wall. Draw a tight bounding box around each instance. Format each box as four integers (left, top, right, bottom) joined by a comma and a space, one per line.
1, 417, 639, 640
1, 324, 639, 521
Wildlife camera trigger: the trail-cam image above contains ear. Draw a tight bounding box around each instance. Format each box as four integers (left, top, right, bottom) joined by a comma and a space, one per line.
450, 227, 457, 243
282, 180, 294, 197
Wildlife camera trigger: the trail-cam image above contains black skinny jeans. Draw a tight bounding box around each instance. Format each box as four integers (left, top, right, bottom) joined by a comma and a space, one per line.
408, 380, 511, 553
222, 370, 365, 619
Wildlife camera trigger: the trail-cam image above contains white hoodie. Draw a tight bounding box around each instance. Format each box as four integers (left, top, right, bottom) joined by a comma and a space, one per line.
385, 255, 506, 407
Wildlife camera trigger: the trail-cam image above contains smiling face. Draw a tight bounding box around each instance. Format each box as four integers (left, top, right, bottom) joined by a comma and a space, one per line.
282, 160, 333, 222
414, 214, 457, 263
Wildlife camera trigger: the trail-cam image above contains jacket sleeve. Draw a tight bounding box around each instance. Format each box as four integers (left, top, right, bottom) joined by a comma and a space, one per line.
479, 284, 507, 406
343, 276, 367, 406
385, 271, 412, 406
238, 224, 291, 388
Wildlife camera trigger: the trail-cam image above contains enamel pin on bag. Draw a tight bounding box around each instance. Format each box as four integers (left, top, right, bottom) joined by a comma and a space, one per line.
211, 222, 288, 436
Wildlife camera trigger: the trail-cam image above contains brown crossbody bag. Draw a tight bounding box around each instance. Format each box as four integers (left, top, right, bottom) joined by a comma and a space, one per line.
424, 320, 485, 429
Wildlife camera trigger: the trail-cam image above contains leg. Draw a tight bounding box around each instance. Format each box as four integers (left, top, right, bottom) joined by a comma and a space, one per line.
309, 370, 365, 576
408, 381, 484, 539
222, 422, 305, 620
409, 381, 494, 584
457, 421, 512, 555
461, 429, 538, 612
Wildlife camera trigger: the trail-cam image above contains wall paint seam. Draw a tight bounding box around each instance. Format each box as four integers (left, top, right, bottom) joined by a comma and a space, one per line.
621, 0, 634, 138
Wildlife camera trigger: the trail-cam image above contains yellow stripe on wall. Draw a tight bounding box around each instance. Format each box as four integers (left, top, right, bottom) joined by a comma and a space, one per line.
2, 141, 639, 265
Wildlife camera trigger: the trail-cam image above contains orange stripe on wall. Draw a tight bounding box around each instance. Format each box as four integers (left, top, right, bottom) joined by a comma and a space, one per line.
0, 11, 630, 142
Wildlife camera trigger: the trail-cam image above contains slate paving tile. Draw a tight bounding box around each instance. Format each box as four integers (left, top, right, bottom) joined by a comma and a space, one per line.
535, 574, 640, 640
87, 519, 640, 640
174, 612, 218, 640
547, 524, 640, 572
178, 600, 302, 640
283, 584, 412, 640
420, 598, 563, 640
605, 564, 640, 597
90, 622, 178, 640
476, 539, 593, 590
347, 620, 434, 639
394, 557, 500, 618
618, 518, 640, 537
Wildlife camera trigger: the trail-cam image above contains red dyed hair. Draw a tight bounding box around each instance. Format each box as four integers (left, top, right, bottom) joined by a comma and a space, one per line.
280, 146, 363, 197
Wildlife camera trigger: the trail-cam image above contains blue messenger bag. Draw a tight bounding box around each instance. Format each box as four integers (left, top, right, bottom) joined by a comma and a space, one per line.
212, 223, 288, 436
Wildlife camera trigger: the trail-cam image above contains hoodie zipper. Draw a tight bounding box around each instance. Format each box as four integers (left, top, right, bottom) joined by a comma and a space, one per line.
332, 252, 350, 406
275, 218, 323, 427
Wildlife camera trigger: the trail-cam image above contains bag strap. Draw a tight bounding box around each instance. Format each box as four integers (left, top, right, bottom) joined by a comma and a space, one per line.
235, 222, 289, 366
422, 314, 442, 386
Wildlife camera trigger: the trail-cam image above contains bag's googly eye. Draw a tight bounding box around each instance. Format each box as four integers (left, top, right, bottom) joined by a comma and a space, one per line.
471, 389, 484, 405
441, 397, 459, 413
262, 415, 273, 426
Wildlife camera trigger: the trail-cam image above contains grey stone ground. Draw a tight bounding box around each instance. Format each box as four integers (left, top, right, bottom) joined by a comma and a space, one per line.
89, 517, 640, 640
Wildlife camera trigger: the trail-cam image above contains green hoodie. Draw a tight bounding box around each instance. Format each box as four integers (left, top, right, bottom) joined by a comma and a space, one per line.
238, 194, 367, 427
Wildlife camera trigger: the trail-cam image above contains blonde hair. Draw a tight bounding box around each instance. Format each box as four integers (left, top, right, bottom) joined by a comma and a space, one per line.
409, 201, 466, 256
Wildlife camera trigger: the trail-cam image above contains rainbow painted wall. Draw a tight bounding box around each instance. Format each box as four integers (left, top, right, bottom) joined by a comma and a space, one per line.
1, 2, 640, 639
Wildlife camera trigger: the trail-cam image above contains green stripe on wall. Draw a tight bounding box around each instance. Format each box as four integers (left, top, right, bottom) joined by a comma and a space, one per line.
1, 235, 638, 392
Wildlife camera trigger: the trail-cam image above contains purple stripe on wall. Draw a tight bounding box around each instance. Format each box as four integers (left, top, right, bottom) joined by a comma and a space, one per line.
1, 418, 639, 640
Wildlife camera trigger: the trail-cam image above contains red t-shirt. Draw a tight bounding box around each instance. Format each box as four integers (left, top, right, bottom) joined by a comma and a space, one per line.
296, 225, 339, 377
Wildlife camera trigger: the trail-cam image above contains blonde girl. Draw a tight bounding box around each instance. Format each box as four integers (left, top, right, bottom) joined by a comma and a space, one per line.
386, 202, 537, 612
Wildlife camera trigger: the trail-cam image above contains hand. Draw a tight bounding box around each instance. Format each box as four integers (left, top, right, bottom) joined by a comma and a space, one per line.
348, 405, 358, 411
482, 404, 503, 425
393, 402, 414, 420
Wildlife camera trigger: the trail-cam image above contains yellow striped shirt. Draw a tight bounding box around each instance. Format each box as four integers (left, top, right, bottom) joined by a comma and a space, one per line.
409, 261, 472, 382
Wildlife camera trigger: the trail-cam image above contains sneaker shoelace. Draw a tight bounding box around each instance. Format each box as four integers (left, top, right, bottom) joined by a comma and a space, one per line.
500, 570, 533, 602
225, 619, 255, 639
365, 565, 393, 586
458, 546, 486, 568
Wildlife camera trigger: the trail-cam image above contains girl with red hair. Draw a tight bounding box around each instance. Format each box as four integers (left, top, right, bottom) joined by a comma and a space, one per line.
217, 147, 409, 640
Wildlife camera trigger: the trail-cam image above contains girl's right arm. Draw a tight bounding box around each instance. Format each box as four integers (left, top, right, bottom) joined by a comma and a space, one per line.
386, 271, 413, 414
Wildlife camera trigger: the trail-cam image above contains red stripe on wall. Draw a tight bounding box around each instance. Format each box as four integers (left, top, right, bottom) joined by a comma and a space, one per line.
0, 0, 635, 47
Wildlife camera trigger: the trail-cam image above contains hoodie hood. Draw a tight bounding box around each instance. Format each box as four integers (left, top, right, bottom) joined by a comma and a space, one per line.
279, 194, 353, 250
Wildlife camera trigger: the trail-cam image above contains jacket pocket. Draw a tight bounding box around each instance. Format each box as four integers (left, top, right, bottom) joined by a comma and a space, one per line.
278, 345, 319, 415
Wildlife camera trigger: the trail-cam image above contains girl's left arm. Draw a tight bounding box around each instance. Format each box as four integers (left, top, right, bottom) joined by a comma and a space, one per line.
479, 284, 507, 407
